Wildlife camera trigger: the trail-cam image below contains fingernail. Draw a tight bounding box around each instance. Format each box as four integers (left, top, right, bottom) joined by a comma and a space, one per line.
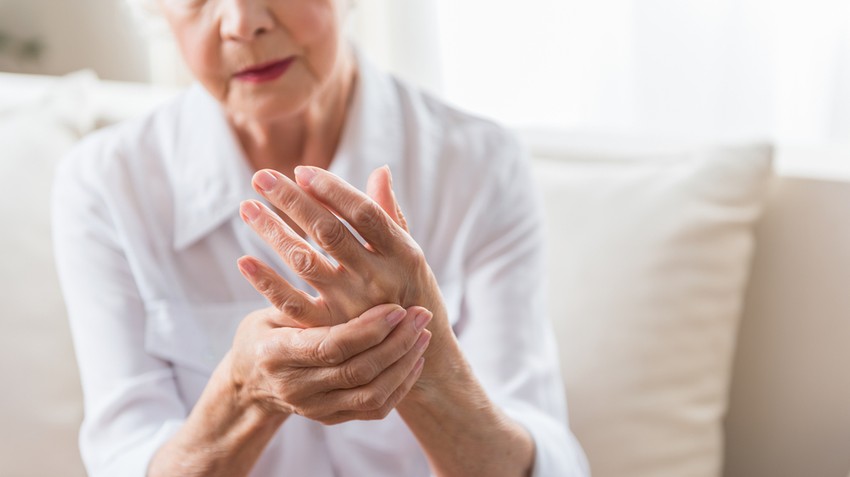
238, 258, 257, 275
415, 331, 431, 351
386, 308, 406, 326
294, 166, 316, 186
413, 357, 425, 375
240, 201, 261, 222
255, 170, 278, 191
413, 309, 432, 332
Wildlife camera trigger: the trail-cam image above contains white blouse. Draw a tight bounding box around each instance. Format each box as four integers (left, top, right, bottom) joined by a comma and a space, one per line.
52, 50, 588, 477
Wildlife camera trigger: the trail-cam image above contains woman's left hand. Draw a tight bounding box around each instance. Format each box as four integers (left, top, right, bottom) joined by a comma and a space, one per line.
237, 166, 450, 346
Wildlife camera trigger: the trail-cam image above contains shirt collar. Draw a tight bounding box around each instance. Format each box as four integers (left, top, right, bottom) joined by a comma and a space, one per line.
170, 46, 404, 251
170, 82, 255, 250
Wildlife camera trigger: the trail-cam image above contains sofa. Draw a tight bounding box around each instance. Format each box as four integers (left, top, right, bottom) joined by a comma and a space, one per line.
1, 71, 848, 477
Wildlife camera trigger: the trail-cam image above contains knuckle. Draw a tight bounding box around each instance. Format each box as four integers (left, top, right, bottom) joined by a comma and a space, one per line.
279, 296, 306, 319
354, 389, 386, 411
314, 219, 348, 252
340, 363, 366, 388
373, 388, 404, 419
353, 201, 381, 231
254, 274, 276, 296
315, 337, 345, 366
342, 360, 377, 388
288, 247, 319, 277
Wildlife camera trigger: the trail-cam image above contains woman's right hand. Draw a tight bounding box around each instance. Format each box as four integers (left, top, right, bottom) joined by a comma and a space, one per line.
229, 302, 432, 425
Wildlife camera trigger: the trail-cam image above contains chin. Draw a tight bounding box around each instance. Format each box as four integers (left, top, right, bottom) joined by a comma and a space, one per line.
230, 85, 314, 123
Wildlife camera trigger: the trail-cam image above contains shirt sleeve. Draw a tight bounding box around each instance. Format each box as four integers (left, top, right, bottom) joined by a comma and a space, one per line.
51, 146, 186, 476
455, 130, 590, 477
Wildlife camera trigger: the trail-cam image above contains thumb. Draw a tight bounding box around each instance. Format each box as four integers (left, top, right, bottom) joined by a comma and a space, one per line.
367, 165, 409, 232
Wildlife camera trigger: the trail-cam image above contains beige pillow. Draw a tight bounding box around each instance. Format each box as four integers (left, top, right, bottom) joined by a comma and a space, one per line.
0, 72, 97, 477
533, 141, 772, 477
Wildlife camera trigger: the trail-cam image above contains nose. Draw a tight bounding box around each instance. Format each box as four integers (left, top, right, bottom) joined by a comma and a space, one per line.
220, 0, 275, 41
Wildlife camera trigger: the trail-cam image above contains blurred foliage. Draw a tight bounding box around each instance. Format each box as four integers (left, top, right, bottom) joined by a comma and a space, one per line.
0, 30, 44, 62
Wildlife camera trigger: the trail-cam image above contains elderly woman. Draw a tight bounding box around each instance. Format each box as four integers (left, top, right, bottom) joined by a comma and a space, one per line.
52, 1, 588, 476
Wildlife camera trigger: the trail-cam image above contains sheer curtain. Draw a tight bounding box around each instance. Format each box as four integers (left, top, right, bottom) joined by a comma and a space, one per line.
351, 0, 850, 145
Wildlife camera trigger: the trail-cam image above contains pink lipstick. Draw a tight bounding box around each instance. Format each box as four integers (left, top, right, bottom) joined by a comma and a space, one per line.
234, 57, 295, 84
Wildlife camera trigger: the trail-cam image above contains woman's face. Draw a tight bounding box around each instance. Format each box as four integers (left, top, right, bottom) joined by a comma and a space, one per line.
158, 0, 348, 121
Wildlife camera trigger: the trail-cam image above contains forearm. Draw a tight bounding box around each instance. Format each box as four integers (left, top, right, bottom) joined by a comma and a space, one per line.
148, 352, 288, 477
397, 335, 535, 477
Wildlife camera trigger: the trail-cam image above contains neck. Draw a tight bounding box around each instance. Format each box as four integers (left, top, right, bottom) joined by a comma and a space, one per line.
230, 49, 357, 179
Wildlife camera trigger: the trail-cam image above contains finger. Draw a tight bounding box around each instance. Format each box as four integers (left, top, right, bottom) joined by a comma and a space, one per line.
384, 166, 409, 233
251, 170, 369, 269
249, 306, 304, 329
286, 306, 432, 396
301, 330, 431, 416
324, 307, 432, 390
317, 356, 426, 425
294, 166, 409, 254
271, 303, 410, 367
237, 256, 327, 327
394, 201, 409, 234
240, 199, 339, 287
366, 165, 408, 233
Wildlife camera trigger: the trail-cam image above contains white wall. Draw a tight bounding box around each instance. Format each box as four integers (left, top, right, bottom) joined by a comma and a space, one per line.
0, 0, 150, 82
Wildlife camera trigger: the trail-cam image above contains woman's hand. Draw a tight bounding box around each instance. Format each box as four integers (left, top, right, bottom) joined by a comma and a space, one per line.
237, 165, 450, 342
235, 167, 538, 477
229, 302, 432, 424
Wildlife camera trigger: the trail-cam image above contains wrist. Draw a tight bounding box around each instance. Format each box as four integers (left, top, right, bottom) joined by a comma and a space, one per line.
221, 351, 290, 422
149, 353, 288, 476
402, 325, 474, 406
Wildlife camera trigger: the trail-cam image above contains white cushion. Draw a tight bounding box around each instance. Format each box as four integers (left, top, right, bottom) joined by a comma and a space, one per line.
532, 140, 773, 477
0, 72, 97, 477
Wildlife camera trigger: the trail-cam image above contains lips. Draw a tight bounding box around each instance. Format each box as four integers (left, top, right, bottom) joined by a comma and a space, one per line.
234, 57, 295, 84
